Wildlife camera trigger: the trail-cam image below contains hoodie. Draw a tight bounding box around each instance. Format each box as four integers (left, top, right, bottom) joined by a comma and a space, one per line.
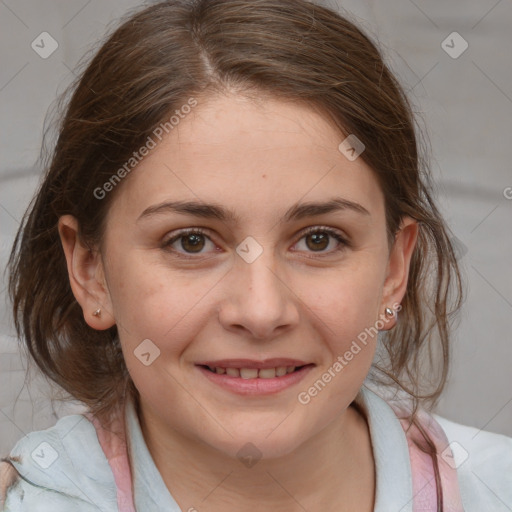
1, 386, 511, 511
1, 414, 119, 511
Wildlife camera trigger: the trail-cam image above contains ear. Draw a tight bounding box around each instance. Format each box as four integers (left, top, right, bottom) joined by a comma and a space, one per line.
380, 216, 418, 330
58, 215, 115, 330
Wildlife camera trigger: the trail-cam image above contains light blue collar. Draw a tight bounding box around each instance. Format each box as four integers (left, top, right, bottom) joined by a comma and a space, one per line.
125, 386, 413, 511
356, 386, 414, 512
125, 400, 182, 510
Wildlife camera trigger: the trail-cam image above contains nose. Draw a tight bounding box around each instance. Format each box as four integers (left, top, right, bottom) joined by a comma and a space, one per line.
217, 252, 300, 340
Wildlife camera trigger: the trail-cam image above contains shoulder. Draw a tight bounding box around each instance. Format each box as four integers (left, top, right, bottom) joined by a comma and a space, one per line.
435, 414, 512, 511
1, 413, 118, 511
0, 462, 18, 510
361, 383, 512, 510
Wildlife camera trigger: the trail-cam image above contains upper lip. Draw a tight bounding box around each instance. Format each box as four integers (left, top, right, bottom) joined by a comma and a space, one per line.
196, 358, 311, 369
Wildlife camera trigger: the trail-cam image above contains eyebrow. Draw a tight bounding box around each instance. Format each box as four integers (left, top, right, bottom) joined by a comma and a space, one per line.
137, 197, 370, 224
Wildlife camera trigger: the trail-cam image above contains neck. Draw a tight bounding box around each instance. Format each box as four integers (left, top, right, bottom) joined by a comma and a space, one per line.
138, 402, 375, 512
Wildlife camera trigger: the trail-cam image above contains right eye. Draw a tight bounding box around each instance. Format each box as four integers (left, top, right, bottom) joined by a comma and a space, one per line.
162, 228, 220, 257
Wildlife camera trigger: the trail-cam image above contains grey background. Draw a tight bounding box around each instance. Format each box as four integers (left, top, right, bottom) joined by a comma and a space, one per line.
1, 0, 511, 457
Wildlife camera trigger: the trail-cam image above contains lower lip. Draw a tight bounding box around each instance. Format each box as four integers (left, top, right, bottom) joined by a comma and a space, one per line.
196, 365, 314, 396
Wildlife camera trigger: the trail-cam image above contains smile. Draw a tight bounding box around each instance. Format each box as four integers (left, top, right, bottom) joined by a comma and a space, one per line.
195, 360, 315, 395
204, 365, 299, 379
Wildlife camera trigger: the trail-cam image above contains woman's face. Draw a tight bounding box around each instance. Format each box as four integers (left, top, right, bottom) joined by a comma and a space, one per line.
79, 93, 415, 459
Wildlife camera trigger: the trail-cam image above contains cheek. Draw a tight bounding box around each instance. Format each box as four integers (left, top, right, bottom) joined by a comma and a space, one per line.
295, 268, 383, 416
293, 258, 386, 407
304, 259, 385, 342
105, 249, 219, 353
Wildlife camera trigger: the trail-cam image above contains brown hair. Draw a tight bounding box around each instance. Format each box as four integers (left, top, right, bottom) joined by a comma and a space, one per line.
8, 0, 462, 488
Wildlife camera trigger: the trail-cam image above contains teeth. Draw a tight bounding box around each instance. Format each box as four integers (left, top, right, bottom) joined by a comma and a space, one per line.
207, 365, 301, 378
259, 368, 276, 379
226, 367, 240, 377
240, 368, 259, 379
276, 366, 288, 376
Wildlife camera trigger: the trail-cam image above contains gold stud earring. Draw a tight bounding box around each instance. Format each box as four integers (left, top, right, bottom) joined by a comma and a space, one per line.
385, 307, 394, 318
93, 308, 101, 317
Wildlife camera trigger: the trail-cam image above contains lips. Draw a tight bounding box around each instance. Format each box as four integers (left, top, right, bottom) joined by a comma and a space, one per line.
196, 358, 309, 369
204, 365, 299, 379
195, 358, 314, 395
196, 358, 310, 380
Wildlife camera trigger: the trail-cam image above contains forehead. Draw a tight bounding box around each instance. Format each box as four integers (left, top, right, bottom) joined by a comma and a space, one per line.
109, 93, 384, 225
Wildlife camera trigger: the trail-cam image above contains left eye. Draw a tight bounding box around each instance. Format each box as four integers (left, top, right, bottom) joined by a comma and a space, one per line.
163, 229, 217, 255
293, 227, 348, 254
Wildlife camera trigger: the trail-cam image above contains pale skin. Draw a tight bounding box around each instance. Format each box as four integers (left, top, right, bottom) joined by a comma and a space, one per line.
59, 93, 418, 511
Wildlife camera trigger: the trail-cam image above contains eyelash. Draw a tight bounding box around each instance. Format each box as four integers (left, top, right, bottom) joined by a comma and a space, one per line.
297, 226, 350, 255
162, 226, 350, 259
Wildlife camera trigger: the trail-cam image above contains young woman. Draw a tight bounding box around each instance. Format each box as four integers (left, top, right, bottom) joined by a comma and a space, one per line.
2, 1, 511, 510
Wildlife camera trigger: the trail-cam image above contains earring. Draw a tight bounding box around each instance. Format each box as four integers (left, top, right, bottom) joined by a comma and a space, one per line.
93, 308, 101, 317
385, 307, 395, 318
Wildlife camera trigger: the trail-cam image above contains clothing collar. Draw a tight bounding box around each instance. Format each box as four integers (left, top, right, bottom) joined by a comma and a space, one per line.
125, 385, 414, 511
125, 399, 181, 511
355, 385, 414, 512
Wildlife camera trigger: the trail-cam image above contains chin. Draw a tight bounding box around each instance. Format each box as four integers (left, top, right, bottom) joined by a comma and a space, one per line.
200, 417, 313, 463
